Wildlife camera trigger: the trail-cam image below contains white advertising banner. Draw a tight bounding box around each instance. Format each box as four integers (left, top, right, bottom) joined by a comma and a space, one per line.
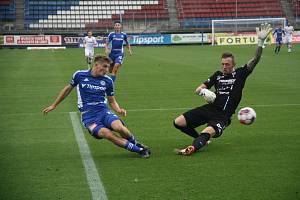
4, 35, 61, 45
171, 33, 208, 44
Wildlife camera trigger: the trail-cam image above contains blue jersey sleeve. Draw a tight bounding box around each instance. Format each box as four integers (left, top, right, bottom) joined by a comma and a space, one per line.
70, 71, 80, 87
108, 33, 113, 43
123, 33, 128, 43
106, 79, 114, 96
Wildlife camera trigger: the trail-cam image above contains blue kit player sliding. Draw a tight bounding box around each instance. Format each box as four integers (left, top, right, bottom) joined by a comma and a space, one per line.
42, 55, 150, 158
105, 21, 132, 82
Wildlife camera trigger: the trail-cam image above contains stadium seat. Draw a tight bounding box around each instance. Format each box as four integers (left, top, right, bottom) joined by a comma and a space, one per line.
176, 0, 286, 28
0, 0, 15, 23
25, 0, 169, 30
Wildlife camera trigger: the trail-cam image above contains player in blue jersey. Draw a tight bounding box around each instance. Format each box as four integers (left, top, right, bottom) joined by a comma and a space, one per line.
105, 21, 132, 82
42, 55, 150, 158
273, 26, 285, 54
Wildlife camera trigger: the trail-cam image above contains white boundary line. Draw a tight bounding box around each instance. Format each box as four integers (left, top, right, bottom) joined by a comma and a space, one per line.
2, 103, 300, 117
69, 112, 108, 200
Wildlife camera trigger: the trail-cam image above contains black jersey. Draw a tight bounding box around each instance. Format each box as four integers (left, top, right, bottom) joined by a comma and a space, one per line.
204, 64, 252, 117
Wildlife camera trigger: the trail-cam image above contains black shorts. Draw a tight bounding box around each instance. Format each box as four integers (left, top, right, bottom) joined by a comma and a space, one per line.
183, 104, 231, 138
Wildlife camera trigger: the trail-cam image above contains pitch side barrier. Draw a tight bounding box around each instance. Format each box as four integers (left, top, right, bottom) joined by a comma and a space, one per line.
0, 33, 210, 48
127, 33, 209, 45
213, 31, 300, 46
74, 33, 210, 47
0, 35, 62, 48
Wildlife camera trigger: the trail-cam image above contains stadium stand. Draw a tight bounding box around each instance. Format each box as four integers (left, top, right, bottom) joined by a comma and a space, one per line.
0, 0, 15, 22
288, 0, 300, 17
176, 0, 286, 28
1, 0, 298, 33
24, 0, 169, 30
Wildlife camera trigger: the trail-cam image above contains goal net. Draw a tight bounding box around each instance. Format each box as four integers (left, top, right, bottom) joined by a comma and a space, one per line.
211, 18, 286, 45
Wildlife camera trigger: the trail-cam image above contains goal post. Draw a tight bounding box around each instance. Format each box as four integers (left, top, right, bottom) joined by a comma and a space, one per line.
211, 18, 286, 45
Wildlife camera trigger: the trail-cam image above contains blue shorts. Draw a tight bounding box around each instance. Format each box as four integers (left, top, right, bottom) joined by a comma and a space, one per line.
276, 38, 282, 45
109, 52, 124, 65
81, 109, 120, 138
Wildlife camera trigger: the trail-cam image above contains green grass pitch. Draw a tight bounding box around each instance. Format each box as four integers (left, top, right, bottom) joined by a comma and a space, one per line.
0, 44, 299, 200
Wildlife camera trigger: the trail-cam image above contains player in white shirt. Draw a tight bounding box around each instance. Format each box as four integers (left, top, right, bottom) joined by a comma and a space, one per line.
83, 30, 98, 68
284, 23, 294, 53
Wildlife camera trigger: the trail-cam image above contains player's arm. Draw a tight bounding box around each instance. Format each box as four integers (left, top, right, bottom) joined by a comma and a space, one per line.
104, 34, 111, 55
93, 37, 98, 47
83, 38, 86, 48
247, 23, 272, 72
107, 96, 126, 116
195, 84, 207, 94
42, 85, 74, 115
124, 34, 132, 55
125, 41, 132, 56
246, 46, 263, 72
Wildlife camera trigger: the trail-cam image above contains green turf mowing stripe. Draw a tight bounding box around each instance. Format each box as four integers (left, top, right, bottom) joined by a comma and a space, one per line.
69, 112, 108, 200
2, 103, 300, 117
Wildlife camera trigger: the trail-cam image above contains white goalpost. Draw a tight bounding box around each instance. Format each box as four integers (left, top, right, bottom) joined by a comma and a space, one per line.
211, 18, 286, 45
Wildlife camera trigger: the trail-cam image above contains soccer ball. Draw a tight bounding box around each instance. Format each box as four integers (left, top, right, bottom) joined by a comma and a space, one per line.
237, 107, 256, 125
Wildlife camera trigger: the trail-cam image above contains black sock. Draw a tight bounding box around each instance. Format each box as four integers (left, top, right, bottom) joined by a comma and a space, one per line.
278, 46, 281, 52
192, 132, 211, 151
173, 121, 199, 138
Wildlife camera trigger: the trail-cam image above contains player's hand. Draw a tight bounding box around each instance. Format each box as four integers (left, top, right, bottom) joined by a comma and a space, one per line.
256, 23, 272, 46
199, 89, 216, 104
42, 104, 56, 115
118, 108, 127, 117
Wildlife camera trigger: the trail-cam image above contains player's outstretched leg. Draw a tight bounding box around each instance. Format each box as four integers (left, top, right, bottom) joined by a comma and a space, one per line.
111, 120, 151, 157
288, 43, 292, 52
86, 57, 92, 69
274, 46, 278, 54
110, 63, 121, 82
277, 45, 281, 54
176, 126, 214, 156
173, 116, 199, 138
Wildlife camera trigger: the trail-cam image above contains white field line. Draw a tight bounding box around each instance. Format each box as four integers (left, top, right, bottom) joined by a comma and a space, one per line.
2, 103, 300, 117
69, 112, 108, 200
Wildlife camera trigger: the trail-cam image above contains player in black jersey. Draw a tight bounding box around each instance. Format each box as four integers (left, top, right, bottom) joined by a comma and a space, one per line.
174, 23, 272, 156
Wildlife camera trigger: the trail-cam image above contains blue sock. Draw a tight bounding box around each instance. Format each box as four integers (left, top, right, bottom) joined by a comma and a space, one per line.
110, 75, 116, 82
128, 134, 137, 145
124, 141, 142, 153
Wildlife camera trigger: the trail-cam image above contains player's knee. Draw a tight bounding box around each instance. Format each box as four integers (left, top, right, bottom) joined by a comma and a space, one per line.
174, 120, 186, 130
174, 115, 187, 127
88, 124, 103, 139
111, 120, 126, 133
206, 125, 222, 138
113, 124, 124, 133
99, 128, 113, 139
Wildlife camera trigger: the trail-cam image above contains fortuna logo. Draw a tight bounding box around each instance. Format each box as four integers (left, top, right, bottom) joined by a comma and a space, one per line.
83, 78, 89, 81
81, 83, 106, 90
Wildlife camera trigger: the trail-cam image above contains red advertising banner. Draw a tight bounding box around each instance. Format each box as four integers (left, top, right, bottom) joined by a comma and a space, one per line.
4, 35, 61, 45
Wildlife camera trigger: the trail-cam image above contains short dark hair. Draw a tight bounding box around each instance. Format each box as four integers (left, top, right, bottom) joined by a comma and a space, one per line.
94, 55, 112, 64
221, 52, 235, 65
114, 21, 121, 25
87, 30, 92, 34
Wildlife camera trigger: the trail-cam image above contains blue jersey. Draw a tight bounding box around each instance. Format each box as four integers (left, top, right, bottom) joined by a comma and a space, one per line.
70, 70, 114, 112
108, 32, 128, 53
273, 28, 285, 39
